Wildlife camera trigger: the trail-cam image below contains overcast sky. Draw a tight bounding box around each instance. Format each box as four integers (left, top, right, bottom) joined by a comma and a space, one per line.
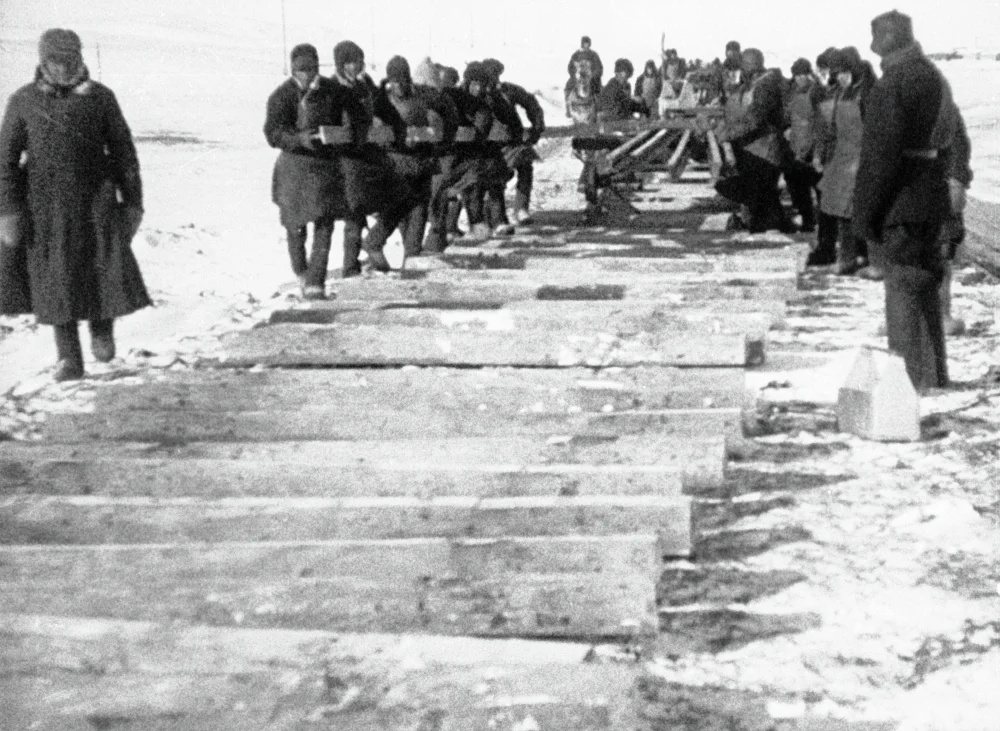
3, 0, 999, 85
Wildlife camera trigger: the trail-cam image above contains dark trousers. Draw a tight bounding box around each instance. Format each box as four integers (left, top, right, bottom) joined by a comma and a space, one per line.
835, 216, 869, 268
54, 318, 113, 364
397, 173, 434, 256
715, 149, 783, 233
783, 161, 818, 229
286, 216, 334, 287
469, 183, 509, 229
880, 223, 948, 391
343, 201, 411, 273
513, 161, 534, 212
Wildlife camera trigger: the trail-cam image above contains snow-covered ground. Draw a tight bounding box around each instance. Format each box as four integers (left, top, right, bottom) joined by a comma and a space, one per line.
1, 16, 999, 730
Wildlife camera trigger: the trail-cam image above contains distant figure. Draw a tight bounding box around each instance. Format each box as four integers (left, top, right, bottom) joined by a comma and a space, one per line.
566, 57, 599, 124
0, 28, 149, 381
597, 59, 645, 120
807, 46, 841, 266
564, 35, 604, 114
815, 47, 876, 275
634, 60, 662, 117
783, 57, 820, 234
852, 10, 956, 390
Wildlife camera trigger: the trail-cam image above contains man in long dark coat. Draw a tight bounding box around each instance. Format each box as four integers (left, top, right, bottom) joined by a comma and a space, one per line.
715, 48, 791, 233
265, 43, 357, 295
482, 58, 545, 225
852, 10, 955, 390
0, 29, 149, 381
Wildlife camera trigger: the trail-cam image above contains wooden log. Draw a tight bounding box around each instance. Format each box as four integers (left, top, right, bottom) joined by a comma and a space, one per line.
706, 129, 723, 179
0, 615, 640, 730
543, 110, 724, 138
0, 494, 693, 556
324, 278, 794, 304
212, 323, 755, 367
269, 302, 774, 344
92, 366, 751, 414
628, 129, 670, 160
0, 535, 659, 639
290, 295, 789, 325
0, 434, 726, 490
41, 406, 743, 449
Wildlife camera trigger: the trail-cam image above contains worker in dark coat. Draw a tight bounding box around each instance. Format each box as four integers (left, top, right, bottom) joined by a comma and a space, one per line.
597, 59, 645, 120
715, 48, 791, 233
329, 40, 414, 274
381, 55, 454, 257
482, 58, 546, 225
816, 47, 876, 275
265, 43, 356, 295
0, 29, 149, 381
852, 11, 955, 390
423, 65, 472, 251
783, 57, 820, 234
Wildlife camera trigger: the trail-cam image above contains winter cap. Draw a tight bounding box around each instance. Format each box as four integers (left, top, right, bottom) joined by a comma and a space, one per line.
439, 65, 460, 87
791, 57, 812, 76
39, 28, 82, 62
828, 46, 863, 76
725, 40, 741, 53
290, 43, 319, 66
413, 57, 440, 86
815, 46, 837, 70
385, 55, 412, 84
463, 61, 494, 86
481, 58, 505, 82
741, 48, 765, 71
613, 58, 634, 76
871, 9, 914, 44
334, 40, 365, 69
644, 59, 657, 73
581, 36, 592, 45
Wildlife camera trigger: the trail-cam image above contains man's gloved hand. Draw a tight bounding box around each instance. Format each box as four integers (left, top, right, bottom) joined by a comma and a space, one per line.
298, 130, 317, 150
526, 128, 542, 146
0, 213, 22, 248
122, 206, 143, 242
948, 177, 967, 215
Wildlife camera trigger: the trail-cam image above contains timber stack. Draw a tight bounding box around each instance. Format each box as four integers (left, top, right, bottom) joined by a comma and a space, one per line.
0, 166, 809, 728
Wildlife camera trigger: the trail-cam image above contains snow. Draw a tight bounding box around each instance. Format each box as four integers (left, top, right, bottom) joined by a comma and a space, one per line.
2, 11, 1000, 730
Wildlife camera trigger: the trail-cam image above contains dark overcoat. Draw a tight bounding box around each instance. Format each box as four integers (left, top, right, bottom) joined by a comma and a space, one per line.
330, 74, 413, 217
851, 44, 953, 250
0, 68, 150, 325
265, 76, 355, 228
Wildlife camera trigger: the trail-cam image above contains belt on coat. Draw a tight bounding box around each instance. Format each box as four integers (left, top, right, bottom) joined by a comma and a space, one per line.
901, 148, 939, 159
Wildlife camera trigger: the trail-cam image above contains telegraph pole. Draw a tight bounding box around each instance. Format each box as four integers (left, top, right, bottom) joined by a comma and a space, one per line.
281, 0, 288, 74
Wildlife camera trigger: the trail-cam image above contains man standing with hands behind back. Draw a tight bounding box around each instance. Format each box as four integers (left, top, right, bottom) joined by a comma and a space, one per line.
852, 10, 956, 391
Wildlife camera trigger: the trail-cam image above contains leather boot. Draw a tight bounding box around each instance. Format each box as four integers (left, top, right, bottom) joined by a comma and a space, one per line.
89, 318, 116, 362
54, 322, 84, 381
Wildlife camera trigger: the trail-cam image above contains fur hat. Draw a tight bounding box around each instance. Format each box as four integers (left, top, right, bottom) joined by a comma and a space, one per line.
815, 46, 838, 70
790, 57, 812, 76
828, 46, 863, 76
333, 40, 365, 69
481, 58, 505, 82
614, 58, 633, 76
290, 43, 319, 66
438, 65, 460, 87
741, 48, 765, 71
581, 35, 592, 46
39, 28, 82, 62
463, 61, 493, 86
871, 9, 914, 43
385, 55, 412, 84
725, 40, 741, 53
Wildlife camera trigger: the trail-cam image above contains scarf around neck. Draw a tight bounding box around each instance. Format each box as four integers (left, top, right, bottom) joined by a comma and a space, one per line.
36, 63, 92, 95
880, 42, 924, 72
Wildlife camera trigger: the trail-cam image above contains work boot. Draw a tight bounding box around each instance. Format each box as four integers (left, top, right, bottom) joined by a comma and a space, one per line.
492, 223, 515, 237
857, 265, 884, 281
514, 208, 534, 225
302, 285, 326, 300
53, 322, 84, 382
465, 222, 492, 242
89, 319, 116, 363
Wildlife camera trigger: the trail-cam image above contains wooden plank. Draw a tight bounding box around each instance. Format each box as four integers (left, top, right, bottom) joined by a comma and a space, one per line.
543, 109, 724, 138
0, 616, 640, 730
303, 295, 789, 324
42, 406, 743, 445
0, 494, 692, 556
324, 278, 793, 304
91, 365, 751, 414
0, 458, 691, 500
0, 434, 725, 491
269, 302, 774, 340
0, 536, 658, 639
211, 323, 754, 368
